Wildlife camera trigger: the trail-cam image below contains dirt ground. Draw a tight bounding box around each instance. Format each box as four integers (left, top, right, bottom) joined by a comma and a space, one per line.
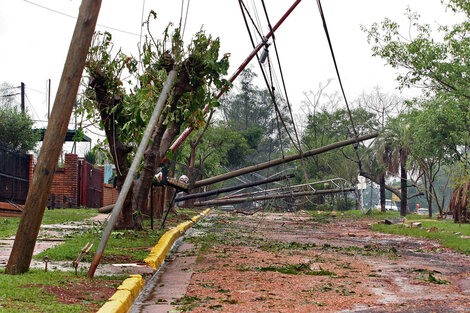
173, 211, 470, 312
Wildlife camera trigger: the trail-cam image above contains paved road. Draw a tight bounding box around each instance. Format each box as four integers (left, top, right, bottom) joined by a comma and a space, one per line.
130, 211, 470, 312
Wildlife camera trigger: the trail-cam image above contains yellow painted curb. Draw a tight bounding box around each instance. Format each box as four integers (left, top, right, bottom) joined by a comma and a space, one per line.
191, 215, 202, 223
144, 209, 210, 270
176, 220, 194, 232
97, 210, 212, 312
96, 275, 143, 313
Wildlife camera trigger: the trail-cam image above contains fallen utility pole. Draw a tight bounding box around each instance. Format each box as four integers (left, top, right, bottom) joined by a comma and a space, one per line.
175, 173, 295, 202
194, 132, 378, 188
194, 188, 356, 207
218, 178, 350, 200
87, 70, 177, 278
162, 0, 303, 162
6, 0, 102, 275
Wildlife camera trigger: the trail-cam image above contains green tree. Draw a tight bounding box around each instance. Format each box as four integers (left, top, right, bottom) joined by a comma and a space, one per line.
175, 121, 249, 184
221, 68, 288, 167
376, 117, 412, 216
362, 1, 470, 161
302, 107, 378, 181
0, 106, 39, 152
363, 0, 470, 216
81, 17, 230, 228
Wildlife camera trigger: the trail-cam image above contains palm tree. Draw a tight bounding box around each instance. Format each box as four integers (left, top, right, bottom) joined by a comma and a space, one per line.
375, 117, 411, 216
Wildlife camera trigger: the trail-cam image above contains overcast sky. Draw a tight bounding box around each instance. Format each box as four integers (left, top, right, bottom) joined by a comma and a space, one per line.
0, 0, 460, 155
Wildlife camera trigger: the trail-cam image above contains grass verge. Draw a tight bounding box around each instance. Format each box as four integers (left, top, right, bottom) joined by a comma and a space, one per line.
35, 228, 167, 263
34, 208, 200, 263
0, 269, 124, 312
372, 219, 470, 254
0, 208, 98, 238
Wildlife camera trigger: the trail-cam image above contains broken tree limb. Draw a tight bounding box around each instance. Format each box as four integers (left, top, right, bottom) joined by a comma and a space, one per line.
6, 0, 102, 275
194, 187, 356, 207
176, 174, 295, 202
194, 132, 378, 188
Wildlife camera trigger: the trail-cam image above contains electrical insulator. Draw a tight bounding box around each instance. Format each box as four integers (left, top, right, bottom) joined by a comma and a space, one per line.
259, 45, 269, 64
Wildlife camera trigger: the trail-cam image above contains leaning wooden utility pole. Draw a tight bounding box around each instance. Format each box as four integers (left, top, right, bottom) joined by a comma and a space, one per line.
6, 0, 102, 275
194, 132, 378, 188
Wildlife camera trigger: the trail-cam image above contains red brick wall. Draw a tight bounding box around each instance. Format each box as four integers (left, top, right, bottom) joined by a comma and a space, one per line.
103, 183, 119, 207
49, 154, 78, 204
30, 153, 105, 208
28, 154, 34, 184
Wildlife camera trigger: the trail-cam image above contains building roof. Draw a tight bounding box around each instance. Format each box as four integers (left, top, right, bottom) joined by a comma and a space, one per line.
35, 129, 92, 142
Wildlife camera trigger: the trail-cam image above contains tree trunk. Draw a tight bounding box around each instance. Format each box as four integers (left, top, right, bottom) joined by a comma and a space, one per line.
400, 149, 408, 217
90, 63, 134, 229
379, 173, 386, 212
361, 170, 401, 200
132, 120, 183, 227
155, 186, 164, 219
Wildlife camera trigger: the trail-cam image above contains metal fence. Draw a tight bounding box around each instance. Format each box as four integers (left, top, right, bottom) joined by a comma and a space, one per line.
0, 142, 30, 204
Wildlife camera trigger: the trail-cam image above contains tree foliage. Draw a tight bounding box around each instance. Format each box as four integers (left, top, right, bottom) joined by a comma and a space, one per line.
363, 0, 469, 153
0, 105, 39, 153
220, 68, 289, 166
80, 15, 231, 228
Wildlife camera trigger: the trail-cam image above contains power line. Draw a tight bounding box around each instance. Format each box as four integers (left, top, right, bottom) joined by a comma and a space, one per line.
25, 86, 46, 95
261, 0, 313, 192
139, 0, 146, 46
238, 0, 300, 153
239, 0, 264, 40
25, 93, 42, 122
181, 0, 191, 39
1, 93, 20, 98
315, 0, 358, 139
0, 86, 20, 92
23, 0, 140, 37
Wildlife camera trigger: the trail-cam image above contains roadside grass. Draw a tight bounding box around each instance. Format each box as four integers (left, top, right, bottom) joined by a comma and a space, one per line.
308, 209, 405, 222
35, 228, 166, 262
372, 219, 470, 254
0, 208, 206, 312
309, 209, 439, 221
34, 208, 201, 263
307, 209, 470, 254
0, 208, 98, 238
0, 268, 123, 312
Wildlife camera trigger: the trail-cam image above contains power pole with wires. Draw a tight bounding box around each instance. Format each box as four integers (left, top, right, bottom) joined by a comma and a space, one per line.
6, 0, 102, 275
20, 82, 25, 113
